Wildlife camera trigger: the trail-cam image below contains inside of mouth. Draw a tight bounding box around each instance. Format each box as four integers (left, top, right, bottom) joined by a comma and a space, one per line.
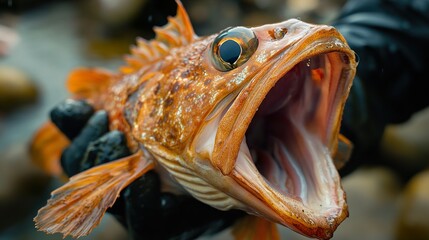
242, 52, 345, 209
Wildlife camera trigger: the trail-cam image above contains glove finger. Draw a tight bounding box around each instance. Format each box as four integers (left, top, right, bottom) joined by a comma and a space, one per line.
50, 99, 94, 140
157, 194, 243, 240
60, 110, 109, 176
123, 171, 161, 239
123, 176, 244, 240
80, 130, 131, 172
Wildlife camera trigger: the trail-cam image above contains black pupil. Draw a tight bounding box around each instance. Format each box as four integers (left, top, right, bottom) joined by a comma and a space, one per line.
219, 40, 241, 65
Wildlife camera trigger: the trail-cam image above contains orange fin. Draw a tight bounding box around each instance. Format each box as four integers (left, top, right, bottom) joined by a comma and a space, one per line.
30, 121, 70, 176
121, 0, 195, 73
232, 215, 280, 240
34, 151, 154, 238
66, 68, 113, 99
333, 133, 353, 169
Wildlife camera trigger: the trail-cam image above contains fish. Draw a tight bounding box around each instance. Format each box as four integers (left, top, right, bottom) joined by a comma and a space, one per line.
30, 0, 357, 239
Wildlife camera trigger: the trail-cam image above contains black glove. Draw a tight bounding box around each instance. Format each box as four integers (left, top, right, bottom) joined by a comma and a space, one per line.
50, 99, 244, 240
333, 0, 429, 176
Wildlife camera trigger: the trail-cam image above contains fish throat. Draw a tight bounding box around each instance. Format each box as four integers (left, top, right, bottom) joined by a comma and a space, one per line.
244, 52, 345, 207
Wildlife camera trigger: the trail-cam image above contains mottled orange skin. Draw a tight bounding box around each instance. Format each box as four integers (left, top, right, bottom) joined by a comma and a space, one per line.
80, 21, 354, 238
85, 36, 219, 152
33, 1, 356, 239
91, 21, 354, 174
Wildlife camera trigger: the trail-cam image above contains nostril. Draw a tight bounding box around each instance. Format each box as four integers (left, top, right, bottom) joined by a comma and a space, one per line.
269, 27, 288, 40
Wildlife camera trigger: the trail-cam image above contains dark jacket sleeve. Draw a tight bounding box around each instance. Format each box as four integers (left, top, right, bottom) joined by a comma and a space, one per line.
332, 0, 429, 174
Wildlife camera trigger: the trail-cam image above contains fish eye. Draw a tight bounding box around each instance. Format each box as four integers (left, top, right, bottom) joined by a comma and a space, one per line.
211, 26, 258, 71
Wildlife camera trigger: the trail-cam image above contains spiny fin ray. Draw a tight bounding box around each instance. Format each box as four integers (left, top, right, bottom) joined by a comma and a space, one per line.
34, 151, 154, 238
124, 0, 195, 73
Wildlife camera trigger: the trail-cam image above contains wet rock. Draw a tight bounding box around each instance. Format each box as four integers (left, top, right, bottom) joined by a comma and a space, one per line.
381, 106, 429, 178
396, 170, 429, 240
0, 65, 38, 112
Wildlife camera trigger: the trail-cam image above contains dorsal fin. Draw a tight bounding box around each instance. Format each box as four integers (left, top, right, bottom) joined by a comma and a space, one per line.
66, 68, 114, 99
121, 0, 196, 73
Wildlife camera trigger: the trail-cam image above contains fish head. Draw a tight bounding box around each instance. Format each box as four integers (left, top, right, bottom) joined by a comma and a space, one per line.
134, 13, 356, 240
194, 19, 356, 239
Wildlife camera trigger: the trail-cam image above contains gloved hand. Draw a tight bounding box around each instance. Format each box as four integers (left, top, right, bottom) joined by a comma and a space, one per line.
333, 0, 429, 176
50, 99, 244, 240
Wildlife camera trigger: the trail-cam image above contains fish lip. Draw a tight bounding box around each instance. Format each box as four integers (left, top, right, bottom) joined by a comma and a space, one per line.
211, 31, 356, 238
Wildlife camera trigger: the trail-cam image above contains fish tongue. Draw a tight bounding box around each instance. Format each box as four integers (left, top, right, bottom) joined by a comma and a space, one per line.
271, 104, 338, 209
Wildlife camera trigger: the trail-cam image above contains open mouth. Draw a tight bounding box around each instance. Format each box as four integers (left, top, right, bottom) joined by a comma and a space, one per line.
244, 52, 346, 207
195, 44, 355, 238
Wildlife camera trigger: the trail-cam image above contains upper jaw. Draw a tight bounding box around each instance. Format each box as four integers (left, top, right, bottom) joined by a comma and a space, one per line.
205, 31, 356, 238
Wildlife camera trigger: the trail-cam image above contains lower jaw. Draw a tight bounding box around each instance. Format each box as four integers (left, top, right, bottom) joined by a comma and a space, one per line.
231, 151, 346, 239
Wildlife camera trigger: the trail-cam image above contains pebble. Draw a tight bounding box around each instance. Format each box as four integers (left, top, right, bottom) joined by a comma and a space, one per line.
396, 169, 429, 240
381, 106, 429, 177
0, 65, 38, 112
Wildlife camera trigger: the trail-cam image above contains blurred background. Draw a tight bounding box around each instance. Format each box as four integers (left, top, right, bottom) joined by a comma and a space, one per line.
1, 0, 428, 239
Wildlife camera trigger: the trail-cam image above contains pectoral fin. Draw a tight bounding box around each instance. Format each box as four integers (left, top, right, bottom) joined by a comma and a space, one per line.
34, 151, 154, 238
30, 121, 70, 176
232, 215, 280, 240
